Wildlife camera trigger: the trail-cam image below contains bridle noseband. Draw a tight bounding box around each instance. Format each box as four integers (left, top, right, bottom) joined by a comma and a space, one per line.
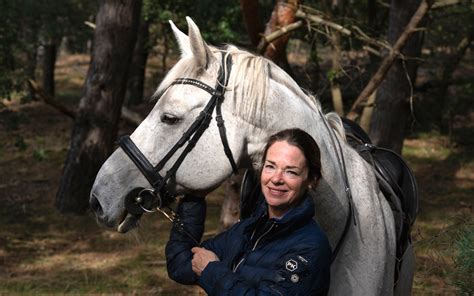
118, 53, 237, 216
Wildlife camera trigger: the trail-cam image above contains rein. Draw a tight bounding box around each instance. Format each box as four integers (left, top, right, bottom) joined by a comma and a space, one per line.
317, 110, 357, 264
117, 53, 236, 225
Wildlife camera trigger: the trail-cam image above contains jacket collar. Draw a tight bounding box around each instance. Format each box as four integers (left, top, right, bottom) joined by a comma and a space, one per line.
244, 193, 315, 231
270, 194, 315, 225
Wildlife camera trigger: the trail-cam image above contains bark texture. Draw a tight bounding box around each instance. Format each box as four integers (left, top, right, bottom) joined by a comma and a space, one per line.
240, 0, 264, 47
259, 0, 299, 71
218, 172, 244, 232
56, 0, 142, 214
436, 32, 473, 130
42, 40, 59, 98
368, 0, 427, 153
126, 19, 150, 106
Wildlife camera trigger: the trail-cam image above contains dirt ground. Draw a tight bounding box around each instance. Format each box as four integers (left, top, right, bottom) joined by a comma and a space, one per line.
0, 53, 472, 294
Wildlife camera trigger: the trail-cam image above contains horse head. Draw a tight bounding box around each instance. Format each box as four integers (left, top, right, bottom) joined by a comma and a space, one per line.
90, 17, 249, 232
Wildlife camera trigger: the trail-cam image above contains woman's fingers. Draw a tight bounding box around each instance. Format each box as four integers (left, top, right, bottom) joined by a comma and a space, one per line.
191, 247, 220, 276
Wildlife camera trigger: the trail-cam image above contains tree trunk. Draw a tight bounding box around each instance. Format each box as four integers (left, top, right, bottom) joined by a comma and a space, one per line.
322, 0, 347, 115
126, 19, 150, 106
218, 172, 244, 232
360, 90, 376, 132
329, 31, 344, 116
25, 46, 38, 101
56, 0, 142, 214
368, 0, 377, 30
437, 32, 473, 130
240, 0, 264, 47
42, 39, 59, 98
369, 0, 426, 153
259, 0, 299, 73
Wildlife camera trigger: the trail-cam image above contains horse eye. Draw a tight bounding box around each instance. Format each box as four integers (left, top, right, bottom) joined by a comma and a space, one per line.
161, 113, 180, 125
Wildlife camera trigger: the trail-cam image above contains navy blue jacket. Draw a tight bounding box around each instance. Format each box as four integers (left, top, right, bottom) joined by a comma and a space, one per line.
165, 194, 331, 295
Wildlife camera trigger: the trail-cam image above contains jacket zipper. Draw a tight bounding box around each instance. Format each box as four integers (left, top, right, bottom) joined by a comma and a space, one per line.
233, 222, 276, 272
252, 223, 275, 251
232, 257, 245, 272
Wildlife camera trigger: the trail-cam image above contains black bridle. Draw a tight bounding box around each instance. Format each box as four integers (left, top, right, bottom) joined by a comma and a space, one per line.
117, 53, 237, 216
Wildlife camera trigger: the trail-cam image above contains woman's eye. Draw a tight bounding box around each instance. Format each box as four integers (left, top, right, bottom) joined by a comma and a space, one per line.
161, 114, 180, 125
263, 164, 275, 171
285, 170, 298, 176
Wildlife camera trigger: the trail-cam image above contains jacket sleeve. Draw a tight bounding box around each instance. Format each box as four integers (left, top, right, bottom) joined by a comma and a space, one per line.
165, 195, 206, 285
198, 244, 331, 296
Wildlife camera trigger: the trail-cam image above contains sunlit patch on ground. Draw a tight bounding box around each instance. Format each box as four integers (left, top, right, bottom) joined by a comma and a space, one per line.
404, 136, 473, 295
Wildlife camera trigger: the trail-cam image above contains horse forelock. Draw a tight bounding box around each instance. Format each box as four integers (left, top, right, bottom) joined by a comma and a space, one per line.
153, 57, 201, 100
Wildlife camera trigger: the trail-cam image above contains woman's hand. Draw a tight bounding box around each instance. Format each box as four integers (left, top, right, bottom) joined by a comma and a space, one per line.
191, 247, 220, 276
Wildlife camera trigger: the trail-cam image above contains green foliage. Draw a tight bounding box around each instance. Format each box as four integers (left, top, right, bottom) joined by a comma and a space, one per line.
327, 68, 341, 82
143, 0, 248, 46
426, 4, 473, 51
33, 148, 48, 161
0, 0, 21, 98
0, 0, 97, 99
39, 0, 97, 53
451, 225, 474, 294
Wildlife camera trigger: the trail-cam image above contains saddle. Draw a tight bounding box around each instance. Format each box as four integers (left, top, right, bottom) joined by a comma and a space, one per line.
340, 118, 418, 260
240, 118, 418, 271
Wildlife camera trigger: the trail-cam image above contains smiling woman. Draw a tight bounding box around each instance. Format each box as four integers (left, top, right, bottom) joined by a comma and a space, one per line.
260, 129, 322, 219
165, 128, 331, 295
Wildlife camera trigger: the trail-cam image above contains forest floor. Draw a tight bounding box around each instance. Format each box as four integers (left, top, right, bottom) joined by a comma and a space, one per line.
0, 53, 472, 295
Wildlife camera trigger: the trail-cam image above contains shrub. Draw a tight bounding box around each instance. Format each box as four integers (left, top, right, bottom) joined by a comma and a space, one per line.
451, 225, 474, 294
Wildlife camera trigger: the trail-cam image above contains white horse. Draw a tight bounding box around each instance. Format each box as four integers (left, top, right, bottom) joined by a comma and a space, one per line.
90, 17, 406, 295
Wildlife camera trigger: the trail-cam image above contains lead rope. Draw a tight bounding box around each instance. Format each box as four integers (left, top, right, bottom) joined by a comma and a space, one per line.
157, 206, 201, 247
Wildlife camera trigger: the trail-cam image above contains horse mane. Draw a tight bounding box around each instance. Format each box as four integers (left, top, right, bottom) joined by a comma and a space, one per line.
154, 44, 346, 142
325, 112, 347, 142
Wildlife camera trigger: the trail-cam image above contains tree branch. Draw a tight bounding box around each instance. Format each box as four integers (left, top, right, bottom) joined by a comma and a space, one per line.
240, 0, 264, 47
257, 20, 304, 53
28, 79, 143, 126
28, 79, 76, 119
295, 10, 351, 36
346, 0, 434, 120
432, 0, 466, 9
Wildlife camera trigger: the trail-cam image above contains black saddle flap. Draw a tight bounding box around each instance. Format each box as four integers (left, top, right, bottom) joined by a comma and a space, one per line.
341, 118, 418, 227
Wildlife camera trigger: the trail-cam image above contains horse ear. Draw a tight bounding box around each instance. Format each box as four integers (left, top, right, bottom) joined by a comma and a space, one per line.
186, 16, 215, 69
169, 20, 191, 58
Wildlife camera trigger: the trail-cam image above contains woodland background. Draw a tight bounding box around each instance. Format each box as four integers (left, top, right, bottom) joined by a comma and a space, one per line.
0, 0, 473, 294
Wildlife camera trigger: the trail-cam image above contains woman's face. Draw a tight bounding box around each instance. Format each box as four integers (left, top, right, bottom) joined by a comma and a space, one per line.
261, 140, 309, 219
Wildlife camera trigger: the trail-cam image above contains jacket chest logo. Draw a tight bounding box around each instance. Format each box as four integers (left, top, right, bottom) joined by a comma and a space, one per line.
285, 259, 298, 271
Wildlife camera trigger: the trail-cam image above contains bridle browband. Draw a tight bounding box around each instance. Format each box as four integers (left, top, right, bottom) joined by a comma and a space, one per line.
117, 52, 237, 216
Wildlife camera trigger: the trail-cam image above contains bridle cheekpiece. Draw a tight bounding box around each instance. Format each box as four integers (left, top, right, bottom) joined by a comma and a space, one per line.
117, 52, 237, 217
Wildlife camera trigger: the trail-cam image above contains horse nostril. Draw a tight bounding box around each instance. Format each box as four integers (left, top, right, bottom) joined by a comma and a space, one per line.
89, 194, 104, 217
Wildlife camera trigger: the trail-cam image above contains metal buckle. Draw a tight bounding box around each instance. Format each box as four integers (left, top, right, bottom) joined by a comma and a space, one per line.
136, 188, 161, 213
